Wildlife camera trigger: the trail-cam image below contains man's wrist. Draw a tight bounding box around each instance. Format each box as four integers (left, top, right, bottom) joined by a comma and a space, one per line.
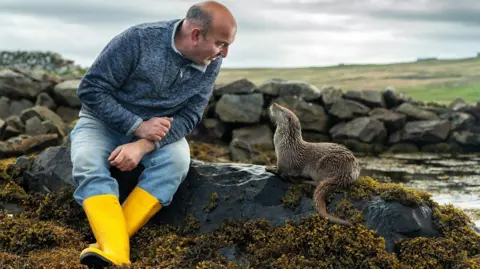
136, 138, 156, 154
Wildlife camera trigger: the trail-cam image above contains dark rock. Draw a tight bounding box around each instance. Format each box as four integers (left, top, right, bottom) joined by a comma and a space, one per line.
382, 87, 408, 109
9, 99, 33, 117
55, 106, 79, 124
439, 112, 475, 131
202, 118, 226, 139
215, 93, 264, 123
0, 134, 60, 158
388, 131, 402, 145
0, 119, 5, 140
35, 92, 57, 111
369, 108, 407, 133
328, 99, 371, 120
214, 78, 258, 95
344, 89, 385, 108
321, 87, 344, 108
451, 131, 480, 147
387, 143, 419, 153
448, 98, 465, 110
272, 96, 330, 133
332, 138, 386, 155
258, 79, 321, 101
3, 126, 21, 140
454, 103, 480, 120
357, 197, 439, 252
0, 68, 48, 99
421, 142, 463, 154
0, 96, 10, 119
20, 106, 69, 137
330, 117, 387, 143
25, 116, 48, 136
52, 79, 81, 107
231, 124, 274, 150
5, 115, 24, 132
302, 132, 330, 143
395, 103, 438, 121
401, 120, 451, 144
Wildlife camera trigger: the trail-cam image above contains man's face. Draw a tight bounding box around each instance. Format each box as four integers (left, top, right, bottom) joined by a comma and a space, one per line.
193, 24, 236, 66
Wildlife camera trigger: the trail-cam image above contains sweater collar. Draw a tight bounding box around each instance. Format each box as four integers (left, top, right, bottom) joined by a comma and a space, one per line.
171, 19, 208, 73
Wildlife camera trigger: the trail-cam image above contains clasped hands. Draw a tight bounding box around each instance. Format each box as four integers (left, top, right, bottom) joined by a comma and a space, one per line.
108, 117, 173, 171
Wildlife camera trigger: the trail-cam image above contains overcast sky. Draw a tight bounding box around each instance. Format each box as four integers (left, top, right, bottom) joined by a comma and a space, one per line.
1, 0, 479, 68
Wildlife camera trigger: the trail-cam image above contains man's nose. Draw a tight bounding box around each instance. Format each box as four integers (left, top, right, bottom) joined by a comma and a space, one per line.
220, 46, 229, 58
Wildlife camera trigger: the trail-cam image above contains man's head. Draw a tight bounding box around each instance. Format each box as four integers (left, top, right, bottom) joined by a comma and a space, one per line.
176, 1, 237, 66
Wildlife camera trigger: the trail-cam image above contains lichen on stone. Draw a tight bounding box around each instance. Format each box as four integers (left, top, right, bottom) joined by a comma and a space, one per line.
281, 183, 311, 209
0, 157, 17, 180
203, 192, 219, 212
341, 176, 432, 207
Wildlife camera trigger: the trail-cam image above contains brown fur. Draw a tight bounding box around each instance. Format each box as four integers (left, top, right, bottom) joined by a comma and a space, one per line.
267, 103, 360, 226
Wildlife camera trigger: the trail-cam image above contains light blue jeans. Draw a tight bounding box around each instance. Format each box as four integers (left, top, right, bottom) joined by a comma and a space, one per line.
69, 114, 191, 207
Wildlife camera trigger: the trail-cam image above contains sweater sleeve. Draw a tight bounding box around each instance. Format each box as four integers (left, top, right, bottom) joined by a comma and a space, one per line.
154, 59, 222, 149
77, 27, 143, 135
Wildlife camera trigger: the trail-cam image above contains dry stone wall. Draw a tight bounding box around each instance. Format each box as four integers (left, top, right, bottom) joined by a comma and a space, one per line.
1, 62, 480, 158
203, 78, 480, 159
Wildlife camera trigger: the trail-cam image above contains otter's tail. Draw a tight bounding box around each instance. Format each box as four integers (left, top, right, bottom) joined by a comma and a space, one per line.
313, 177, 353, 227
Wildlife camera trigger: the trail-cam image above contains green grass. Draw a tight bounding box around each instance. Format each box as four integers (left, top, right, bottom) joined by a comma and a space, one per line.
216, 57, 480, 104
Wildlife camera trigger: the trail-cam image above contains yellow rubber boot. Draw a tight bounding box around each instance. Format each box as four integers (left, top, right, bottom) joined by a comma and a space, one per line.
79, 194, 131, 268
89, 187, 162, 249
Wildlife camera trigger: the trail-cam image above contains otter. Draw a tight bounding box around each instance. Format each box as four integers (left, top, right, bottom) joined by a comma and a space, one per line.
266, 103, 360, 227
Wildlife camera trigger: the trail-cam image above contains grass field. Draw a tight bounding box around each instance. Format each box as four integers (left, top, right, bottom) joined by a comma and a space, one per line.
216, 57, 480, 104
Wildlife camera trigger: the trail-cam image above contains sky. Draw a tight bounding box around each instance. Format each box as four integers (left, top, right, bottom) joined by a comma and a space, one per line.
0, 0, 479, 68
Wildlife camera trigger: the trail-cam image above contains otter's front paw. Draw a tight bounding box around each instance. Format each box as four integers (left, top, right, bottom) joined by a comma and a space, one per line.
265, 165, 279, 174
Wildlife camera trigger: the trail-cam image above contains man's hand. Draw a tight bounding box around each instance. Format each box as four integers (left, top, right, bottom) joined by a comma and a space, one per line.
108, 139, 155, 171
135, 117, 173, 141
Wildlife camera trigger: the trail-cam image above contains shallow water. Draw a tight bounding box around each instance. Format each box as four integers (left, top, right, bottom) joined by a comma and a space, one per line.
358, 153, 480, 227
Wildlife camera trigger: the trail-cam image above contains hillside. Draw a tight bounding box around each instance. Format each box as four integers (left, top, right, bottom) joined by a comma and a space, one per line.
217, 57, 480, 104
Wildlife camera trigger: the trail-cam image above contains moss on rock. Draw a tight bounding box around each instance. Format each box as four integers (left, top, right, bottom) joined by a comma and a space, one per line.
0, 211, 82, 255
0, 157, 17, 180
1, 143, 479, 268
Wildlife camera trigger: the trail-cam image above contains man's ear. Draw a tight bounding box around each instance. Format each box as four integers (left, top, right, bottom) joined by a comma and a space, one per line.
191, 28, 201, 46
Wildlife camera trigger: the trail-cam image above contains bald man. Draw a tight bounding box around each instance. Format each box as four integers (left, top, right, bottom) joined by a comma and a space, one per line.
69, 1, 236, 267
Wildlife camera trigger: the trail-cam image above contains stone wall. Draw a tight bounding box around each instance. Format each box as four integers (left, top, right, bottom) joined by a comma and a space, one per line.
0, 51, 85, 76
1, 66, 480, 158
202, 78, 480, 157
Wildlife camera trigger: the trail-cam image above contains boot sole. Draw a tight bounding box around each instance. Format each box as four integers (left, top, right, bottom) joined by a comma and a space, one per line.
80, 252, 112, 269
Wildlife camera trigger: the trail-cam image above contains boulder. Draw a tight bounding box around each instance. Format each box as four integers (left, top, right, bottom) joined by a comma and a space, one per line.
321, 87, 344, 108
258, 79, 321, 101
0, 69, 49, 99
0, 134, 60, 158
52, 79, 82, 107
401, 120, 451, 144
330, 117, 388, 143
344, 89, 385, 108
369, 108, 407, 133
214, 78, 258, 95
382, 87, 408, 109
328, 99, 371, 120
35, 92, 57, 111
395, 103, 438, 121
439, 112, 475, 131
20, 106, 70, 137
202, 118, 226, 139
271, 96, 330, 133
215, 93, 264, 123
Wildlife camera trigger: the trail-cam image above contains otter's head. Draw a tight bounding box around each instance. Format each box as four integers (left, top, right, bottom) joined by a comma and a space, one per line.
269, 103, 301, 130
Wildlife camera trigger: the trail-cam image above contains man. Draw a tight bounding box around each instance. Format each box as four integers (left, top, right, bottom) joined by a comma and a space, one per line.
69, 1, 236, 267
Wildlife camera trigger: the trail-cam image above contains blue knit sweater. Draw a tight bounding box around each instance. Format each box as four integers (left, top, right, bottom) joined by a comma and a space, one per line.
77, 19, 222, 149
